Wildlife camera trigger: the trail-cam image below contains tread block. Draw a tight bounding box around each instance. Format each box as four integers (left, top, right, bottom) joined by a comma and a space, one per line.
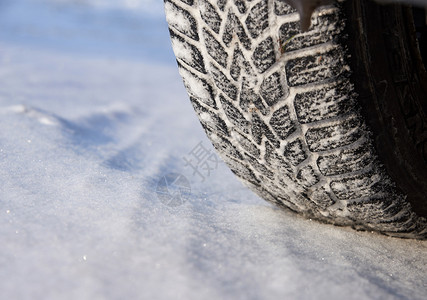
217, 0, 227, 11
234, 0, 247, 13
296, 165, 320, 187
233, 130, 261, 158
210, 64, 238, 100
265, 141, 294, 176
262, 181, 288, 201
346, 196, 416, 232
223, 12, 252, 50
165, 0, 199, 41
199, 0, 222, 34
290, 193, 320, 213
283, 138, 307, 166
252, 114, 280, 148
252, 37, 276, 73
230, 46, 253, 81
278, 12, 343, 53
203, 28, 228, 67
245, 153, 275, 180
330, 170, 391, 201
240, 79, 269, 115
308, 187, 335, 209
178, 63, 217, 108
286, 48, 347, 86
278, 22, 300, 49
305, 115, 363, 152
225, 157, 261, 186
219, 94, 251, 133
274, 0, 297, 15
170, 29, 207, 74
246, 0, 269, 39
260, 72, 284, 107
269, 105, 297, 140
294, 80, 356, 124
191, 97, 229, 136
209, 131, 245, 161
346, 197, 393, 221
317, 141, 374, 176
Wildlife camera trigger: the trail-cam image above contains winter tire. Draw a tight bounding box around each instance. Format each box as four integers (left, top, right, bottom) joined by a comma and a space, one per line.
164, 0, 427, 239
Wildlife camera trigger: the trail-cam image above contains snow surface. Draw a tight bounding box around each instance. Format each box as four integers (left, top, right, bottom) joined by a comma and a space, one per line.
0, 1, 426, 299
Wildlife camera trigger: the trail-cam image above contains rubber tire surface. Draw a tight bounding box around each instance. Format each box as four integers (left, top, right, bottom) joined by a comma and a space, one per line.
164, 0, 427, 239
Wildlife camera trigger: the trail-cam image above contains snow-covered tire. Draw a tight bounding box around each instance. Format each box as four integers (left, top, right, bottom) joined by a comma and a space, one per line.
164, 0, 427, 239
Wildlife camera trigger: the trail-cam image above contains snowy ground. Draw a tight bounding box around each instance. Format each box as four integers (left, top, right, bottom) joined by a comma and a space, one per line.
0, 1, 426, 299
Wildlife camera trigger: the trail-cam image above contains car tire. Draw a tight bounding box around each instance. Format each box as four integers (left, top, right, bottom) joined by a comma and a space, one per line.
164, 0, 427, 239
